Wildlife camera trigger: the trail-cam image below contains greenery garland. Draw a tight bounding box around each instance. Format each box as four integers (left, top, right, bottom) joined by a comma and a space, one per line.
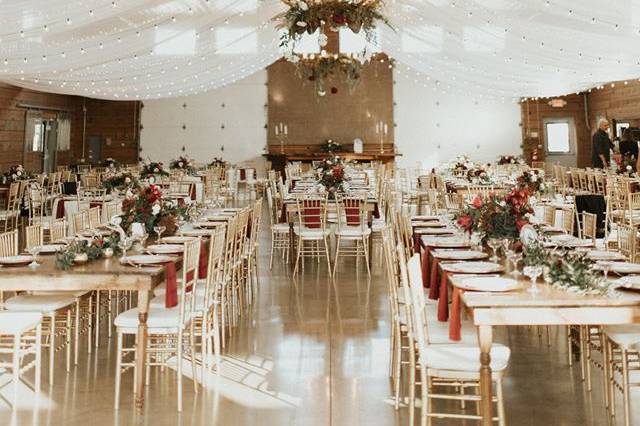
292, 53, 364, 94
55, 236, 121, 270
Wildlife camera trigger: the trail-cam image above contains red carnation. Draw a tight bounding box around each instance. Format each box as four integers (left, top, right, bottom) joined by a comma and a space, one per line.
332, 13, 346, 24
457, 215, 473, 231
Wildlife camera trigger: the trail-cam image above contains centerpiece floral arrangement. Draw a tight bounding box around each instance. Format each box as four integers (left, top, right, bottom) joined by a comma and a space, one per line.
320, 139, 344, 153
140, 160, 169, 180
616, 153, 636, 177
2, 164, 31, 183
497, 155, 525, 165
317, 156, 347, 196
119, 185, 182, 236
101, 157, 120, 169
101, 172, 140, 194
466, 166, 493, 185
516, 169, 546, 194
455, 187, 532, 241
55, 236, 121, 270
169, 155, 196, 174
451, 154, 474, 174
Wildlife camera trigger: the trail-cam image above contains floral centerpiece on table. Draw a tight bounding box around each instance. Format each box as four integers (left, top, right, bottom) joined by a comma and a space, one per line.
516, 169, 546, 194
101, 172, 140, 194
317, 156, 347, 196
616, 153, 636, 177
455, 187, 533, 241
169, 155, 196, 175
119, 185, 182, 236
466, 166, 493, 185
55, 235, 121, 270
451, 154, 474, 174
100, 157, 120, 170
2, 164, 31, 183
208, 157, 226, 168
139, 160, 169, 181
320, 139, 343, 153
497, 155, 524, 165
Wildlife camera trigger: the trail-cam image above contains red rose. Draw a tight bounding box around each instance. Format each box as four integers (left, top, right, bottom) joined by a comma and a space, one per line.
332, 14, 346, 24
457, 215, 473, 231
516, 219, 529, 231
472, 195, 483, 209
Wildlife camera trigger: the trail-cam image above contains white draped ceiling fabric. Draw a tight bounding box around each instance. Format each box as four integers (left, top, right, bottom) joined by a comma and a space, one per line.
2, 0, 640, 101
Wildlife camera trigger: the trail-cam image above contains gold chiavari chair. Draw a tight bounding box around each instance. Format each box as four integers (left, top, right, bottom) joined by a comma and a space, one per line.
88, 206, 102, 228
114, 237, 201, 412
104, 201, 119, 222
593, 173, 606, 195
0, 182, 21, 232
72, 210, 90, 234
49, 218, 67, 243
25, 223, 43, 251
625, 192, 640, 228
543, 205, 556, 226
443, 193, 463, 213
560, 207, 575, 234
333, 194, 371, 277
266, 187, 290, 269
617, 224, 637, 262
292, 194, 331, 275
581, 212, 597, 244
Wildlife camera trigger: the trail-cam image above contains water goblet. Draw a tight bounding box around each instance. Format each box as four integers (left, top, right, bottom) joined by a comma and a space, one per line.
487, 238, 502, 263
523, 265, 543, 294
508, 250, 523, 277
597, 260, 613, 282
118, 236, 133, 259
28, 245, 41, 268
153, 225, 166, 243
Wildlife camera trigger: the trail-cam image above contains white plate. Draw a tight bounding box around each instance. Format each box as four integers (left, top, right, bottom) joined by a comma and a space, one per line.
412, 215, 439, 221
422, 237, 470, 248
161, 236, 195, 243
146, 244, 184, 254
587, 250, 626, 261
180, 229, 214, 237
193, 221, 226, 228
121, 255, 172, 265
615, 276, 640, 290
442, 262, 503, 274
608, 263, 640, 274
202, 216, 229, 222
434, 250, 488, 260
412, 222, 445, 228
36, 244, 66, 253
0, 255, 34, 266
415, 228, 456, 235
456, 276, 522, 292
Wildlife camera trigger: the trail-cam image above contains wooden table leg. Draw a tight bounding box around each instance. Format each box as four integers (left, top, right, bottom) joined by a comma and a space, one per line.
134, 290, 150, 412
478, 325, 493, 426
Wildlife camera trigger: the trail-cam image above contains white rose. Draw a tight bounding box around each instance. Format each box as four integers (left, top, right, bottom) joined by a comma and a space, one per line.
296, 21, 307, 27
327, 160, 332, 165
510, 159, 515, 164
297, 0, 309, 11
178, 161, 184, 167
500, 201, 506, 207
627, 165, 633, 171
153, 167, 159, 173
531, 175, 538, 182
125, 189, 133, 198
151, 204, 161, 216
110, 216, 122, 226
540, 183, 546, 190
148, 176, 155, 184
17, 165, 23, 171
16, 171, 22, 176
11, 173, 17, 179
124, 177, 131, 184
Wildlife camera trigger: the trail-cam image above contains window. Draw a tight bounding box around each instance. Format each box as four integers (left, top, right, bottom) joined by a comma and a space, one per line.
616, 121, 630, 138
32, 122, 45, 152
545, 121, 571, 153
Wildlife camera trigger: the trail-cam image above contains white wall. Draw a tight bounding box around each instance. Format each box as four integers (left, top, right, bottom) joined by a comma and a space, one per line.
393, 71, 522, 170
140, 70, 267, 171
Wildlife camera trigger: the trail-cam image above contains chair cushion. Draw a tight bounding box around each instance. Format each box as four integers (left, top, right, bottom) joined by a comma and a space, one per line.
604, 324, 640, 348
150, 294, 212, 312
5, 294, 76, 313
421, 344, 511, 372
114, 307, 187, 330
336, 227, 371, 237
0, 312, 43, 334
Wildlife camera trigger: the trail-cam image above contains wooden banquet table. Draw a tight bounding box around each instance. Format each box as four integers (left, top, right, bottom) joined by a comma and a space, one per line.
0, 255, 165, 412
452, 277, 640, 425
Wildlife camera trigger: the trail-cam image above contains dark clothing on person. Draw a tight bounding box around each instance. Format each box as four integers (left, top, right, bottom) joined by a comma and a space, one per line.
592, 129, 612, 168
620, 139, 638, 159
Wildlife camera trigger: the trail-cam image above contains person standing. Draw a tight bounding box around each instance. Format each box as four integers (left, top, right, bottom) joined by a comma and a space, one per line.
619, 128, 638, 159
592, 118, 612, 168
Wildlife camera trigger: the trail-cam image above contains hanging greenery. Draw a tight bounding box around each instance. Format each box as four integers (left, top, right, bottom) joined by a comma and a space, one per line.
292, 53, 364, 94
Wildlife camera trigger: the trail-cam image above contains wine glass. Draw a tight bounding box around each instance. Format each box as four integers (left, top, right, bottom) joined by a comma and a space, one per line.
501, 238, 511, 257
153, 225, 166, 243
488, 238, 502, 263
508, 250, 523, 277
28, 245, 41, 268
597, 260, 614, 282
118, 236, 133, 259
523, 265, 543, 294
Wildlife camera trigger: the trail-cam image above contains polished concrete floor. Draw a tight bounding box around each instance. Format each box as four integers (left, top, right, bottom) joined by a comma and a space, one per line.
1, 224, 638, 425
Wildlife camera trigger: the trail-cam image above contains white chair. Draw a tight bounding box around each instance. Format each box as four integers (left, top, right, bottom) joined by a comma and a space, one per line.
292, 194, 332, 275
266, 187, 290, 269
0, 312, 42, 408
114, 237, 201, 411
333, 194, 371, 276
603, 324, 640, 426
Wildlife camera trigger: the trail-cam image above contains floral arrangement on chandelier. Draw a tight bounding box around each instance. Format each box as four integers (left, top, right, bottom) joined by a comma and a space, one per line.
140, 160, 169, 181
208, 157, 226, 168
516, 169, 546, 194
455, 188, 533, 241
317, 156, 347, 195
101, 172, 140, 194
616, 153, 636, 176
169, 155, 196, 174
466, 166, 493, 185
497, 155, 525, 165
101, 157, 120, 169
320, 139, 344, 153
2, 164, 31, 183
289, 52, 365, 95
119, 185, 182, 236
275, 0, 392, 47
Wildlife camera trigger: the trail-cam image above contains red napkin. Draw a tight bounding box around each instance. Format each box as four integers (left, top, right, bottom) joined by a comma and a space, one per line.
240, 169, 246, 181
421, 245, 432, 288
345, 200, 361, 226
198, 240, 208, 279
189, 184, 197, 201
279, 204, 288, 224
302, 200, 321, 229
449, 288, 464, 341
437, 271, 452, 321
56, 200, 66, 219
428, 257, 441, 300
164, 261, 178, 308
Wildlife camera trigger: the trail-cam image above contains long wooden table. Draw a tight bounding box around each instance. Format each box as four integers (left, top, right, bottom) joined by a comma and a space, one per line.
455, 279, 640, 425
0, 255, 164, 412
